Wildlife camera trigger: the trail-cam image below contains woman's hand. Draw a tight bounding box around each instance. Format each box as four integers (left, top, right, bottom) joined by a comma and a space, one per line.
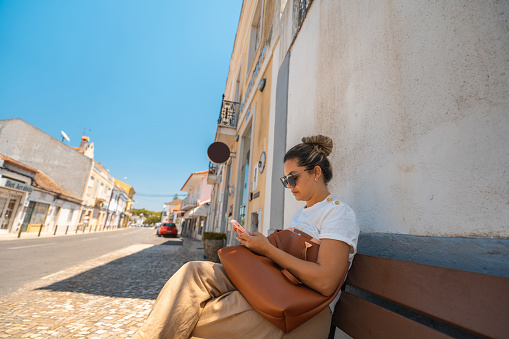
236, 231, 272, 256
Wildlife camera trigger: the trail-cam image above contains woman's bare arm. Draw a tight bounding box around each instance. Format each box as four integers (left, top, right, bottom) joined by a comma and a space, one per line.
236, 232, 350, 296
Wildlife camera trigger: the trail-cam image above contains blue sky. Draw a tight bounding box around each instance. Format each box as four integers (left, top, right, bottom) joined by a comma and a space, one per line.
0, 0, 242, 211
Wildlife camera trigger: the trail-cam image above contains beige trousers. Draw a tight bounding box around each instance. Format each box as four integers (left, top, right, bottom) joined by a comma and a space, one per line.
133, 261, 332, 339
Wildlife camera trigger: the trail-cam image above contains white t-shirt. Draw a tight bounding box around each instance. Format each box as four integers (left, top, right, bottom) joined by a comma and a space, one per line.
286, 194, 360, 311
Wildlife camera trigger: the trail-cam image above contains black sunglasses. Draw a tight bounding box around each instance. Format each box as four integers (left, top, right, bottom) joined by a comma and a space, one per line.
280, 169, 310, 188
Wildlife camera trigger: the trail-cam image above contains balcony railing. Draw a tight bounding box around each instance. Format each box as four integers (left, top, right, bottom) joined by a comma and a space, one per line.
209, 161, 218, 175
207, 162, 220, 185
218, 95, 240, 128
181, 194, 197, 211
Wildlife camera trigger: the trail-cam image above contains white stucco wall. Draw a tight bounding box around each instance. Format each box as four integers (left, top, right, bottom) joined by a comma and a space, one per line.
199, 177, 213, 205
28, 190, 81, 233
284, 1, 509, 238
0, 119, 93, 199
263, 40, 281, 236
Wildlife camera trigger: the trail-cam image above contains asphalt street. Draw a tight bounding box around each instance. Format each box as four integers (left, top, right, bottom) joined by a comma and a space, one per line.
0, 227, 178, 296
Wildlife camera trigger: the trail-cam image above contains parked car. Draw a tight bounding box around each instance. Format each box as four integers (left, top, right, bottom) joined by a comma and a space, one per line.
157, 222, 178, 237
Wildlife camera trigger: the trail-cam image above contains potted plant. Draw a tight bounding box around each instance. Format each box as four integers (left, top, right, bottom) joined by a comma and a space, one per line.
203, 232, 227, 263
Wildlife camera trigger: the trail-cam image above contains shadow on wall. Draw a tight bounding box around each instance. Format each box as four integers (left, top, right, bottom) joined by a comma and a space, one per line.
36, 240, 194, 300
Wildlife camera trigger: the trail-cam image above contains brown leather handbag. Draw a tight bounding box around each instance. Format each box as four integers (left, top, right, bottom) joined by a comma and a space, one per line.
218, 229, 347, 333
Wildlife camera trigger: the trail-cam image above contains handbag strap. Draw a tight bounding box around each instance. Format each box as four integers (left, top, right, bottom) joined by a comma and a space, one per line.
272, 230, 310, 285
272, 229, 313, 261
281, 269, 301, 285
272, 229, 283, 249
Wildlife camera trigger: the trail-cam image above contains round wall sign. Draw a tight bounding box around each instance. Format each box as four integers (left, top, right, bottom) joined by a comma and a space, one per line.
207, 142, 231, 164
258, 151, 266, 173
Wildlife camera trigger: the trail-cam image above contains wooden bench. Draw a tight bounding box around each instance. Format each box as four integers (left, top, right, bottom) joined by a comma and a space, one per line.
328, 254, 509, 339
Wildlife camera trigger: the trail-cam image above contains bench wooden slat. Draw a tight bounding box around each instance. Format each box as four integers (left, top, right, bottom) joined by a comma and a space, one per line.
333, 292, 452, 339
345, 254, 509, 338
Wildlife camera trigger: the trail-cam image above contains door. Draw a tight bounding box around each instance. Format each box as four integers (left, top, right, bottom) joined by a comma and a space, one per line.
0, 196, 18, 232
48, 206, 60, 231
21, 201, 35, 232
236, 127, 252, 227
0, 197, 8, 230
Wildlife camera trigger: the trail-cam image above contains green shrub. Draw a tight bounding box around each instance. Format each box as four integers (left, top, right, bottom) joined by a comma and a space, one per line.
203, 232, 227, 240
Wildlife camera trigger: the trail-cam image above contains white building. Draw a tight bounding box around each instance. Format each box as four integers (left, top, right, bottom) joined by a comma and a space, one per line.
104, 184, 128, 229
0, 154, 35, 234
180, 171, 212, 240
28, 170, 82, 235
0, 153, 82, 235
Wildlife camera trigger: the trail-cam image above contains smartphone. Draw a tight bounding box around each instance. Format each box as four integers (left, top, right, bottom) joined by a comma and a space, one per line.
231, 219, 250, 235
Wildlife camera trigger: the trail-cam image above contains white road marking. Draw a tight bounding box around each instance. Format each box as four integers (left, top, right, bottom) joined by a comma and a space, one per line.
8, 243, 57, 250
81, 237, 98, 241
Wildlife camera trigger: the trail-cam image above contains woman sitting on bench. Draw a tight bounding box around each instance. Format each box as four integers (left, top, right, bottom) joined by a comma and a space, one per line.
134, 135, 359, 339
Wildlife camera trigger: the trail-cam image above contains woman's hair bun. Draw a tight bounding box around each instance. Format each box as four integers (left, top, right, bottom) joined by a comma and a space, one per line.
301, 135, 333, 157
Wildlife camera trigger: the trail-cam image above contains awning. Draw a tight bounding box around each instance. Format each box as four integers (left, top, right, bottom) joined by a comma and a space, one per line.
183, 204, 209, 219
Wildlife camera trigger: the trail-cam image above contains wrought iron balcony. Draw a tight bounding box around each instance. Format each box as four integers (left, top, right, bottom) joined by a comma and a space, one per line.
208, 161, 218, 175
218, 95, 240, 128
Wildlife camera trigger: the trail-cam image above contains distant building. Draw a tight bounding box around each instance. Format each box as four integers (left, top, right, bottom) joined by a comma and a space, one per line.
26, 170, 83, 234
162, 199, 183, 227
0, 154, 36, 234
0, 118, 93, 200
161, 203, 171, 223
0, 153, 82, 235
0, 118, 136, 234
104, 184, 128, 229
180, 171, 212, 240
80, 161, 114, 231
114, 179, 135, 227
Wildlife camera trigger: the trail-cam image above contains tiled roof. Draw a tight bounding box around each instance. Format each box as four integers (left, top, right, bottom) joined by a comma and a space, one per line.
0, 153, 38, 173
1, 153, 82, 203
164, 199, 183, 205
180, 170, 209, 191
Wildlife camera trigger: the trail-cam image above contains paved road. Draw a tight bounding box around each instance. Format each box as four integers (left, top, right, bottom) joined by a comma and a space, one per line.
0, 227, 178, 296
0, 235, 206, 338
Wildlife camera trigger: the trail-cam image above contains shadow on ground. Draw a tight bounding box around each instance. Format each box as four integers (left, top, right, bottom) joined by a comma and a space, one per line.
37, 238, 206, 300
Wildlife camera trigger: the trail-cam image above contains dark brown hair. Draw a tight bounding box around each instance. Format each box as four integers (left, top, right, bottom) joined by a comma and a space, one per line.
283, 135, 333, 184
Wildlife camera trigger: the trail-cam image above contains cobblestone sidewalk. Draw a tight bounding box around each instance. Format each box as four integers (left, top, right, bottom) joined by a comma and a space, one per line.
0, 238, 206, 338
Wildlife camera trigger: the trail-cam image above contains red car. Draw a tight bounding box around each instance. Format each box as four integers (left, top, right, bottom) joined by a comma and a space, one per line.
157, 223, 178, 237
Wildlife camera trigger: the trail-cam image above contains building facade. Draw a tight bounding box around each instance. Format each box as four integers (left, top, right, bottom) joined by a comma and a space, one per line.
0, 119, 93, 200
162, 199, 183, 224
114, 179, 135, 228
103, 184, 128, 229
0, 154, 82, 235
25, 170, 83, 234
207, 0, 508, 304
275, 0, 508, 274
180, 171, 212, 240
208, 0, 278, 245
80, 162, 115, 231
0, 154, 36, 234
0, 118, 136, 235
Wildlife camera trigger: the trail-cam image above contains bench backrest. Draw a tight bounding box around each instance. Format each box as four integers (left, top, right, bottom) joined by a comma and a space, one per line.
332, 254, 509, 338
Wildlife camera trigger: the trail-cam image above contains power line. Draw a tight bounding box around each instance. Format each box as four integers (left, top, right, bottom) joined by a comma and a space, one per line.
135, 193, 187, 198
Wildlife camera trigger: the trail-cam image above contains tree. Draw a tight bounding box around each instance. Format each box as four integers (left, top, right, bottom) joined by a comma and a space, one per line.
132, 208, 158, 217
144, 215, 161, 225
